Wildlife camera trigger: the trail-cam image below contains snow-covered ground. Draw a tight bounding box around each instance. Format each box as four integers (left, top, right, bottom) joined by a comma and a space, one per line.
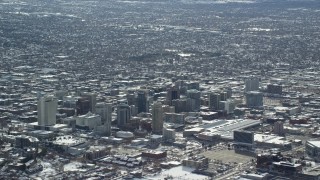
144, 166, 210, 180
63, 162, 87, 172
30, 161, 57, 179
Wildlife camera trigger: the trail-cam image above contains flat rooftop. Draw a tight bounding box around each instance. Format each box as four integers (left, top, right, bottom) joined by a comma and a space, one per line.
307, 141, 320, 148
200, 119, 261, 140
146, 165, 208, 180
254, 134, 290, 145
53, 136, 86, 147
303, 166, 320, 176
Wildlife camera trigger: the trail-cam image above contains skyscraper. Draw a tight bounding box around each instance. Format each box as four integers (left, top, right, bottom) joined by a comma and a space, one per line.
274, 121, 285, 136
225, 86, 232, 99
220, 92, 228, 101
166, 86, 180, 106
95, 102, 112, 136
117, 103, 131, 128
225, 99, 235, 114
245, 77, 260, 92
209, 93, 220, 110
152, 102, 164, 134
82, 92, 97, 113
126, 93, 136, 106
137, 90, 148, 113
246, 91, 263, 108
76, 97, 90, 115
163, 127, 176, 142
267, 84, 283, 94
38, 95, 58, 126
187, 89, 201, 111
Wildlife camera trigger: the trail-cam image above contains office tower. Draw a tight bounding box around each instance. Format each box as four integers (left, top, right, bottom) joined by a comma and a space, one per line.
126, 93, 136, 106
152, 102, 164, 134
245, 77, 260, 92
187, 89, 201, 111
130, 105, 138, 116
219, 101, 226, 111
117, 103, 131, 128
166, 86, 180, 106
76, 97, 90, 115
225, 99, 235, 114
220, 92, 228, 101
118, 99, 128, 104
164, 113, 185, 124
38, 95, 58, 126
246, 91, 263, 108
267, 84, 283, 94
186, 81, 200, 90
225, 87, 232, 99
63, 96, 77, 108
95, 102, 112, 136
137, 90, 148, 113
209, 93, 220, 110
172, 99, 187, 113
163, 127, 176, 142
274, 121, 285, 136
82, 92, 97, 113
55, 90, 67, 100
162, 105, 175, 113
76, 112, 101, 130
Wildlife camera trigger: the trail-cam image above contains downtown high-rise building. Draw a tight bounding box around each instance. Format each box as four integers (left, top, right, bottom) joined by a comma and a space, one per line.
82, 92, 97, 113
245, 77, 260, 93
246, 91, 263, 108
152, 102, 164, 134
117, 103, 131, 128
95, 102, 112, 136
166, 86, 180, 106
137, 90, 148, 113
187, 89, 201, 111
209, 92, 220, 110
37, 95, 58, 126
273, 121, 285, 136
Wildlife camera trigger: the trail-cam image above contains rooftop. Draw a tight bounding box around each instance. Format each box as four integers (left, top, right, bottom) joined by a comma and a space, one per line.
53, 136, 86, 147
307, 141, 320, 148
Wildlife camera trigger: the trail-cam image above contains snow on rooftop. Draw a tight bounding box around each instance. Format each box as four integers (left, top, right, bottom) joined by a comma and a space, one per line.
53, 136, 86, 146
254, 134, 289, 145
30, 161, 57, 179
64, 162, 88, 172
146, 166, 209, 180
307, 141, 320, 148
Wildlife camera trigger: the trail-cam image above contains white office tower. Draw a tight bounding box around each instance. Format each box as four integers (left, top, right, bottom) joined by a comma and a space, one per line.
95, 102, 112, 136
38, 95, 58, 126
130, 105, 138, 116
163, 127, 176, 142
152, 102, 164, 134
245, 77, 260, 92
76, 112, 101, 130
225, 99, 235, 114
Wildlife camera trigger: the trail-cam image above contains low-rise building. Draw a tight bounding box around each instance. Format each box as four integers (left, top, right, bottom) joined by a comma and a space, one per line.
182, 156, 208, 169
142, 151, 167, 159
306, 141, 320, 162
52, 135, 88, 152
84, 146, 110, 160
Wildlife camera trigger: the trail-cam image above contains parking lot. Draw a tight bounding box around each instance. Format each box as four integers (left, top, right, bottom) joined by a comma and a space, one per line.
201, 149, 253, 163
